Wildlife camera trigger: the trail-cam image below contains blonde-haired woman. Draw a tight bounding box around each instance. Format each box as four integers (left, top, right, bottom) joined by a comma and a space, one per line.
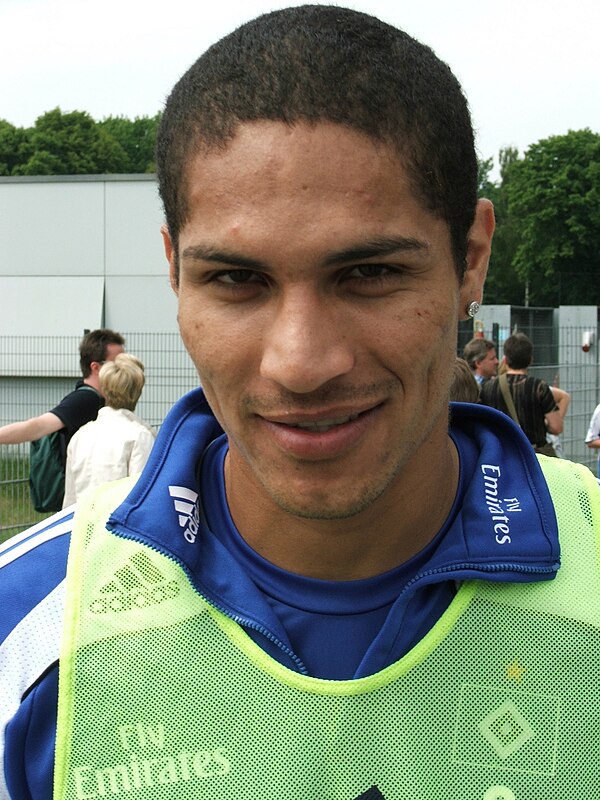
63, 354, 156, 506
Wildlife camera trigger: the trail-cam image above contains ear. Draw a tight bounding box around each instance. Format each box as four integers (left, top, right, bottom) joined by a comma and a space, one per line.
459, 199, 495, 319
161, 224, 179, 295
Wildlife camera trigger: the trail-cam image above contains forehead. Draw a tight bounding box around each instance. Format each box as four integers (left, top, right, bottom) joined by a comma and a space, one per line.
190, 121, 402, 193
180, 121, 450, 256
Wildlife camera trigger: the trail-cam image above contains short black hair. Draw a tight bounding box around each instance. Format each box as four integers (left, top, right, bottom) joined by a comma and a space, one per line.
503, 333, 533, 370
156, 5, 478, 277
79, 329, 125, 378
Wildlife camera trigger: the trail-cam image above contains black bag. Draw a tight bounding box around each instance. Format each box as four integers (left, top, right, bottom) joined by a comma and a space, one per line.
29, 430, 66, 513
28, 384, 99, 513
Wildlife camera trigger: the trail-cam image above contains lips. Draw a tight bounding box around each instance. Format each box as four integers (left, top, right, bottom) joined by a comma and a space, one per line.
257, 405, 381, 460
279, 412, 361, 433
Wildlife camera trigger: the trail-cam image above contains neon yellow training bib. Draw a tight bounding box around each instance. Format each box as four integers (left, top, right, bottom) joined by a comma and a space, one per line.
55, 458, 600, 800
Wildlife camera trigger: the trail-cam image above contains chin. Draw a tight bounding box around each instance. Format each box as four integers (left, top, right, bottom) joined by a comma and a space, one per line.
266, 481, 387, 521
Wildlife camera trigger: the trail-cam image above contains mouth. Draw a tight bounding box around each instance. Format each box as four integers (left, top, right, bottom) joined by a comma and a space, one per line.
256, 402, 384, 460
277, 411, 363, 433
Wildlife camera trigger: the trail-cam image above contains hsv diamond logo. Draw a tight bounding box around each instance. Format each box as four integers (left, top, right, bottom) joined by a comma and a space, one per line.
169, 485, 200, 544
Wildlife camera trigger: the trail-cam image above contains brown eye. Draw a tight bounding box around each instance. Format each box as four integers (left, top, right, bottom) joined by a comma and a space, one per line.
354, 265, 388, 278
217, 270, 256, 284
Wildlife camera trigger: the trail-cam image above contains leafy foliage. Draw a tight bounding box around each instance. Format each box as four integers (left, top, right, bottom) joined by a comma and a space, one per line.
0, 119, 29, 176
2, 108, 160, 176
480, 147, 527, 305
479, 131, 600, 307
98, 114, 160, 173
506, 130, 600, 305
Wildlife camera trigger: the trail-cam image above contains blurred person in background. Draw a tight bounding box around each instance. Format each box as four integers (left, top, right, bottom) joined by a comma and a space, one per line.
449, 357, 480, 403
479, 332, 562, 456
63, 353, 156, 506
0, 329, 124, 448
0, 328, 125, 511
462, 336, 498, 387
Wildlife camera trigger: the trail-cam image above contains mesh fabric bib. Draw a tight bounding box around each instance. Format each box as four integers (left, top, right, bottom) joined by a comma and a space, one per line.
55, 459, 600, 800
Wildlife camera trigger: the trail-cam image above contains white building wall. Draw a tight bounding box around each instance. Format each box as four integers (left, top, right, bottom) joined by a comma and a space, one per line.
0, 175, 177, 342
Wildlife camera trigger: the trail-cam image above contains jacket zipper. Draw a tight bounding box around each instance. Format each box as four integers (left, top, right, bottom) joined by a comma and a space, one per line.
111, 527, 556, 678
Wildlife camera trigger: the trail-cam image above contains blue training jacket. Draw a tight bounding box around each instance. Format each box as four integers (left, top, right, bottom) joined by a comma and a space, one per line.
0, 390, 560, 800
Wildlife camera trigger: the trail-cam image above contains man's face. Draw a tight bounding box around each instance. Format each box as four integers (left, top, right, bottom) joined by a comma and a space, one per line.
476, 348, 498, 379
164, 122, 491, 521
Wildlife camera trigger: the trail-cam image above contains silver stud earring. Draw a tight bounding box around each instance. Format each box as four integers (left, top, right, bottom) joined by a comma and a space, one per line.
467, 301, 480, 318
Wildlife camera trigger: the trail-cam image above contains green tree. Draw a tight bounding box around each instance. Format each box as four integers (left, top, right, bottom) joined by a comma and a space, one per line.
481, 147, 527, 305
12, 108, 129, 175
99, 114, 160, 173
477, 156, 496, 198
506, 129, 600, 306
0, 119, 31, 176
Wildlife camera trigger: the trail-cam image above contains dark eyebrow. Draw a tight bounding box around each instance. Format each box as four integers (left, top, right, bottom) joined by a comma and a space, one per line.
323, 236, 429, 266
181, 245, 266, 270
181, 235, 429, 271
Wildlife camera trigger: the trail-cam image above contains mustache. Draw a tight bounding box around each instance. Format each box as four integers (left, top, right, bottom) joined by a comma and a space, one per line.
241, 378, 400, 414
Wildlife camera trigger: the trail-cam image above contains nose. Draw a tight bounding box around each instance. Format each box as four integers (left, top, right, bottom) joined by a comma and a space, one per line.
259, 289, 355, 393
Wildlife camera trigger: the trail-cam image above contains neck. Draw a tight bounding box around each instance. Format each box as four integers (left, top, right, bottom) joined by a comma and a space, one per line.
224, 433, 459, 581
83, 376, 101, 392
505, 368, 528, 375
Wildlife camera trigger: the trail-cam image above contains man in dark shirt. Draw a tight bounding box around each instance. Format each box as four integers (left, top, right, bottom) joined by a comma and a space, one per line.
0, 329, 125, 448
479, 332, 562, 449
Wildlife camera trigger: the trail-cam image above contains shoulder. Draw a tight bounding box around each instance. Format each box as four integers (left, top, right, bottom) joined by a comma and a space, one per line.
51, 384, 102, 430
525, 374, 549, 390
0, 511, 72, 789
117, 409, 156, 437
531, 377, 556, 404
539, 458, 600, 556
54, 383, 100, 409
133, 414, 156, 438
0, 511, 72, 647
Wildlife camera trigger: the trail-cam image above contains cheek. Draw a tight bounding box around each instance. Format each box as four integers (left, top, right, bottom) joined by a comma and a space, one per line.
178, 300, 262, 404
413, 297, 458, 349
178, 304, 223, 388
415, 298, 459, 385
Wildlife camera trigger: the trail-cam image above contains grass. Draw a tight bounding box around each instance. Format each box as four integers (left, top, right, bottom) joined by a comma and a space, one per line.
0, 455, 49, 544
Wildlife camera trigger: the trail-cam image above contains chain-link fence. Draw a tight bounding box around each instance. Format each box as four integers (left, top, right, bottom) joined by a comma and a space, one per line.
0, 333, 198, 539
1, 327, 599, 540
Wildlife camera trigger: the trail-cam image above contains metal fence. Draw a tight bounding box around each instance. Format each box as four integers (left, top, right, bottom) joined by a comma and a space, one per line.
0, 333, 199, 538
1, 327, 599, 539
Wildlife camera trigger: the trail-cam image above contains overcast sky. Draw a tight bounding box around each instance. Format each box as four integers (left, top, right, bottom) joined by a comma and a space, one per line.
2, 0, 599, 178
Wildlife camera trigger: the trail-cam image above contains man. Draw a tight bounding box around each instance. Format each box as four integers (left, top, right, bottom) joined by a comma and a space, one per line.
463, 337, 498, 386
0, 328, 125, 510
479, 332, 563, 454
0, 328, 125, 447
1, 8, 598, 799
